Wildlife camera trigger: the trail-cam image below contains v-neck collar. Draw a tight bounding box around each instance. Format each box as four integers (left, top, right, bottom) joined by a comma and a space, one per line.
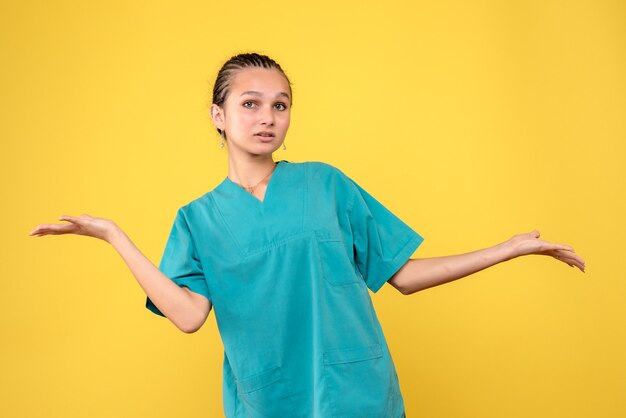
221, 160, 288, 205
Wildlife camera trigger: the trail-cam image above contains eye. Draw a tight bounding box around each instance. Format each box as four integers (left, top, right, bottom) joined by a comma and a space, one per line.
274, 103, 287, 110
243, 101, 256, 108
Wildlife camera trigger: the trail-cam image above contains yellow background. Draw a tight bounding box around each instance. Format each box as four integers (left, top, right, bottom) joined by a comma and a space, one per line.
2, 0, 625, 417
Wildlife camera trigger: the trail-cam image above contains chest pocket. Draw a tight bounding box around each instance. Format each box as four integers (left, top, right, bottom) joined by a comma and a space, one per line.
315, 230, 360, 286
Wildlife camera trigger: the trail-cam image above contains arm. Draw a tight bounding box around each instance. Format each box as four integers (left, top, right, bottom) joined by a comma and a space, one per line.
30, 214, 212, 333
387, 230, 585, 295
108, 226, 212, 333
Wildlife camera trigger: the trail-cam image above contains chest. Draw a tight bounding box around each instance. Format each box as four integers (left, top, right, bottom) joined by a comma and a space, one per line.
194, 164, 351, 261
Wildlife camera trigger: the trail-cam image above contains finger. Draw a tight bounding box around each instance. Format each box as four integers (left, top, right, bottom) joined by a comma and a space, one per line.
30, 225, 52, 236
29, 224, 52, 236
30, 223, 76, 236
536, 240, 575, 253
547, 243, 575, 252
553, 248, 585, 263
29, 225, 42, 236
554, 252, 586, 272
555, 257, 585, 270
59, 215, 80, 223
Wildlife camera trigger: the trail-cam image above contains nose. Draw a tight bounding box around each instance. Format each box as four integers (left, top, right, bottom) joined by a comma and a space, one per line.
259, 105, 275, 126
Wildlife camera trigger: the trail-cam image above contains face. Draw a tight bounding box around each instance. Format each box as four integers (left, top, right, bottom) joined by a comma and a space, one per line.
211, 67, 291, 158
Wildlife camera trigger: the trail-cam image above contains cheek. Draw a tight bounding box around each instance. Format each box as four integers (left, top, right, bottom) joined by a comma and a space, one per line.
227, 111, 254, 128
278, 113, 291, 126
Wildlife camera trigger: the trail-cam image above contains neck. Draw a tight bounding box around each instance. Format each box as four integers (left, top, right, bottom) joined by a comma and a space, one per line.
227, 151, 277, 187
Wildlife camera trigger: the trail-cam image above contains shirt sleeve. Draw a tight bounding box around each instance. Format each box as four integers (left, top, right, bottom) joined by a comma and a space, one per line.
145, 207, 211, 317
346, 176, 424, 293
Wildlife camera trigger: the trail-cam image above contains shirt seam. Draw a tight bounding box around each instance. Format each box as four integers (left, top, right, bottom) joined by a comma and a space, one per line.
179, 206, 213, 302
208, 193, 244, 255
369, 232, 424, 293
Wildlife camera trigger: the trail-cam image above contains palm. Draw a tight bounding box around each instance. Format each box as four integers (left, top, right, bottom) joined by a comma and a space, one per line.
509, 230, 585, 272
29, 214, 116, 242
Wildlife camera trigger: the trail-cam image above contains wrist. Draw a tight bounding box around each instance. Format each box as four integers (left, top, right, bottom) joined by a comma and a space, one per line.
498, 238, 520, 262
106, 223, 125, 246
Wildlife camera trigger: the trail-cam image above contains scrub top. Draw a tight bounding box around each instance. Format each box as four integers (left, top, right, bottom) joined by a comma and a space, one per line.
146, 160, 424, 418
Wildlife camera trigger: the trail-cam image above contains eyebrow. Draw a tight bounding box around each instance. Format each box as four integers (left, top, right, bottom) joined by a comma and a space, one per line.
240, 90, 290, 100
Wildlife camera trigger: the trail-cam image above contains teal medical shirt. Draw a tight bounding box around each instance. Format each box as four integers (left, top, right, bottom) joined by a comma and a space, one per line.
146, 160, 423, 418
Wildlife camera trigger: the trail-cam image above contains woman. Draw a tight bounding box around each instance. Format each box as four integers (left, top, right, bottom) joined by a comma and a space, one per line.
29, 52, 585, 418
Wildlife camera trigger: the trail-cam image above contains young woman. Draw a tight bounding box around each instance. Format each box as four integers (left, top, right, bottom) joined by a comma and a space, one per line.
29, 52, 585, 418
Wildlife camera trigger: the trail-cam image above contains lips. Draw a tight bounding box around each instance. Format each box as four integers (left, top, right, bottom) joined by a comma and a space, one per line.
254, 131, 275, 137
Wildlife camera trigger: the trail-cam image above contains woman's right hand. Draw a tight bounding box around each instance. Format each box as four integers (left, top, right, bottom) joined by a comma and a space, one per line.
29, 214, 119, 243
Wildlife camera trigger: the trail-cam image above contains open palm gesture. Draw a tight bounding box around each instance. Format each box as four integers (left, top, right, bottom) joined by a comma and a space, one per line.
508, 230, 585, 272
29, 214, 118, 243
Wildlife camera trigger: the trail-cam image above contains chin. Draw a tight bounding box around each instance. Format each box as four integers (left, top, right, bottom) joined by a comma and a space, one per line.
254, 142, 282, 152
246, 147, 279, 157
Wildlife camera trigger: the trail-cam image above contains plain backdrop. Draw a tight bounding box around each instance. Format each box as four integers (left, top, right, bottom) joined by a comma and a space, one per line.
2, 0, 625, 417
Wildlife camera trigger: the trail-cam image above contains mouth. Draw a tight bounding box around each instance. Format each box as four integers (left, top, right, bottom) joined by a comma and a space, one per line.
254, 131, 275, 138
254, 132, 276, 143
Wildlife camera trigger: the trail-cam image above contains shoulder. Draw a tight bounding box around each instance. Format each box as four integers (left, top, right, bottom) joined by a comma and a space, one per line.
290, 160, 360, 200
174, 189, 218, 221
289, 160, 352, 182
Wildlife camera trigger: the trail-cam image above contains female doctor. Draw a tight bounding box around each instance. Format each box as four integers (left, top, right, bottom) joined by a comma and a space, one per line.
29, 52, 585, 418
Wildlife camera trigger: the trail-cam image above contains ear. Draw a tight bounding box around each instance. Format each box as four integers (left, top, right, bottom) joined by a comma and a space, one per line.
210, 104, 225, 131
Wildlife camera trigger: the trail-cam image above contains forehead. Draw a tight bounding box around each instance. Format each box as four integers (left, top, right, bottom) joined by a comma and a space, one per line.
229, 67, 290, 97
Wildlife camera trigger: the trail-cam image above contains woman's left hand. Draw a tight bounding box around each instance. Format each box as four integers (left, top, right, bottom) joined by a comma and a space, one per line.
507, 230, 585, 272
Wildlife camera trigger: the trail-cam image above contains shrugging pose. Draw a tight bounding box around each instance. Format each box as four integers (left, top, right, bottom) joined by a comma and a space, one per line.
30, 52, 585, 418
